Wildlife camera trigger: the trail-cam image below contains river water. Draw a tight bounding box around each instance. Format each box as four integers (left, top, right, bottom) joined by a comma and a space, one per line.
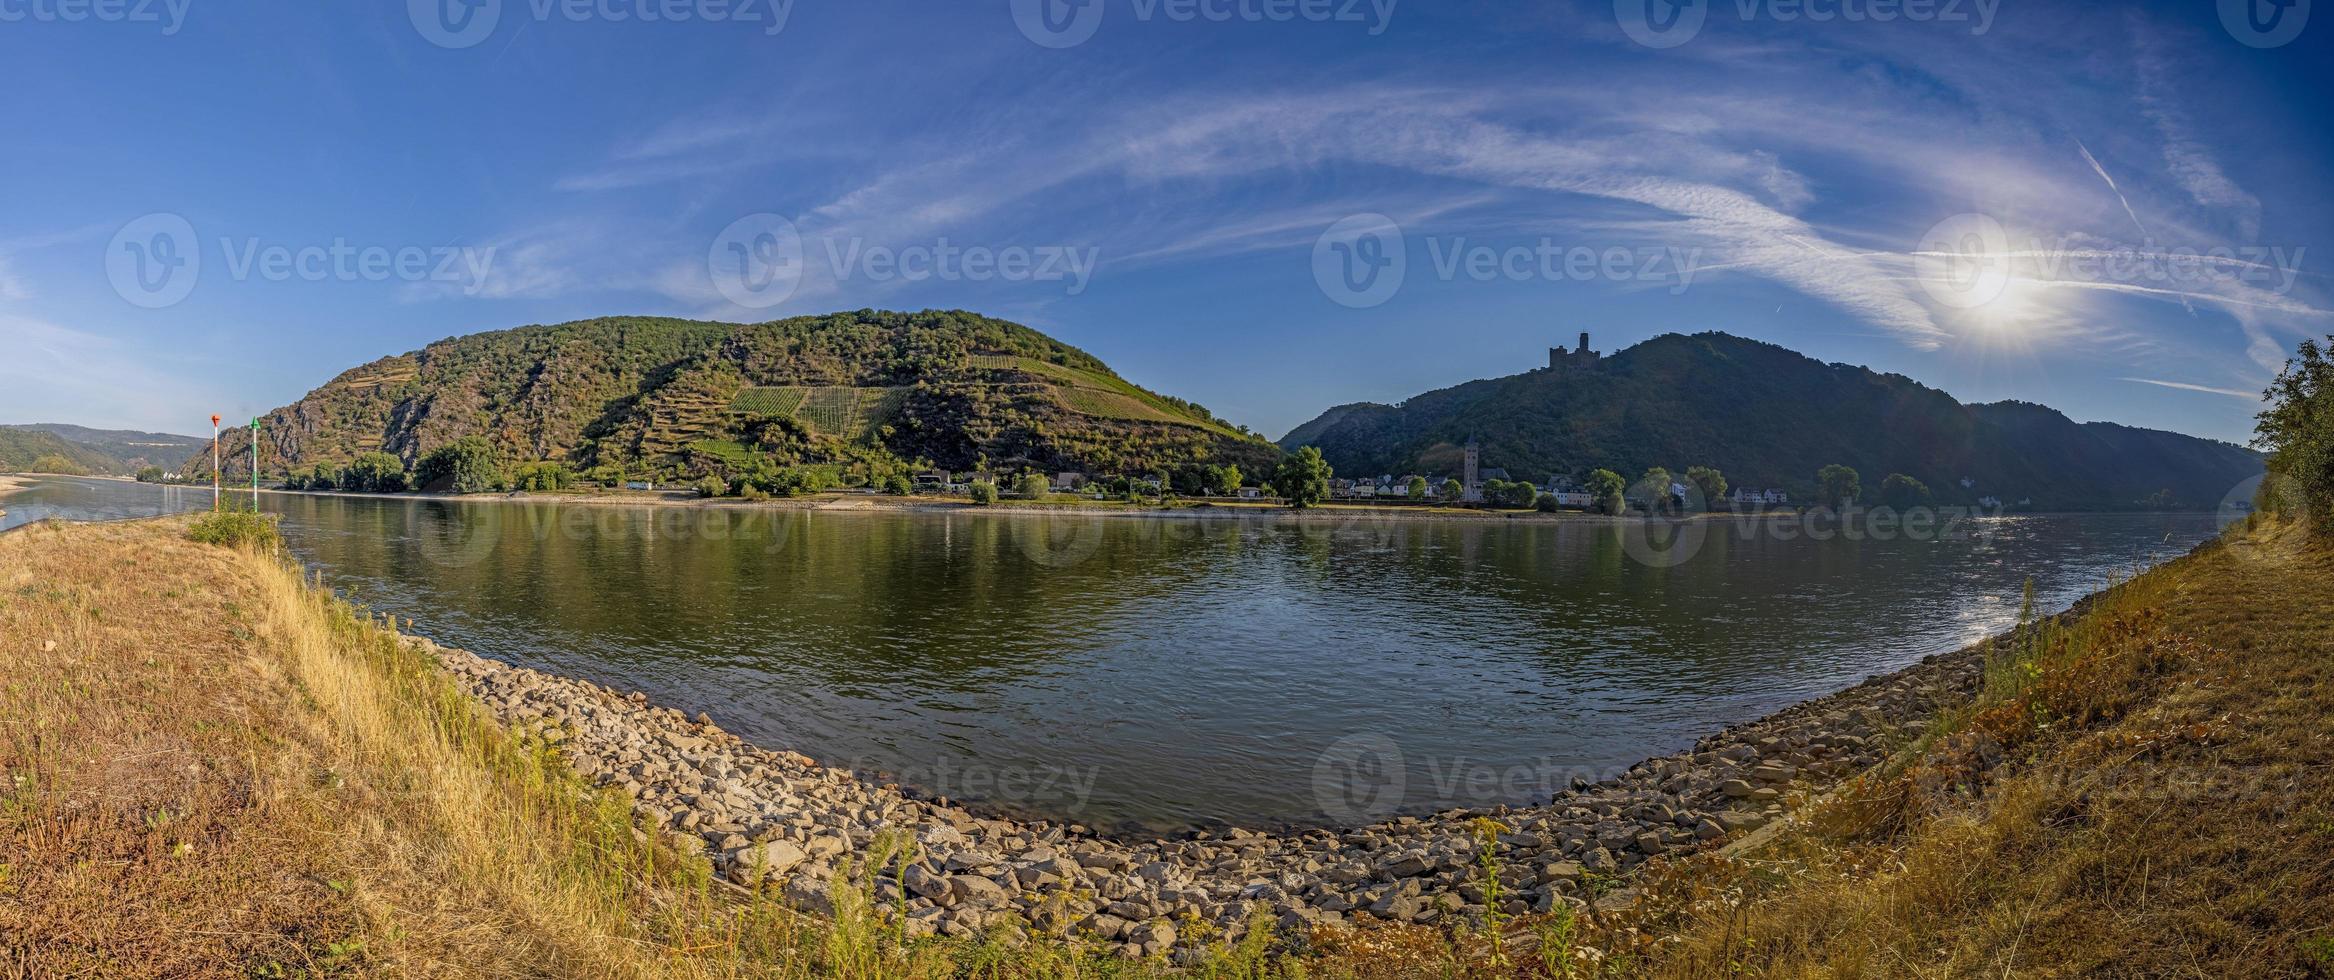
2, 476, 2227, 831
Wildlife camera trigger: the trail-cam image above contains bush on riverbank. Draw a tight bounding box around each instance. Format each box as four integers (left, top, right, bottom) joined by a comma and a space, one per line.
187, 506, 281, 551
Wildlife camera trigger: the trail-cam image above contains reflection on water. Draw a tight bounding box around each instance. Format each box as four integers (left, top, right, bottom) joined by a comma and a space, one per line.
5, 478, 2224, 830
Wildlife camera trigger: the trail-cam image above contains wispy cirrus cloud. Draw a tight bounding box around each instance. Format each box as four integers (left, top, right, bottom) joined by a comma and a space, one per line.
2120, 377, 2262, 400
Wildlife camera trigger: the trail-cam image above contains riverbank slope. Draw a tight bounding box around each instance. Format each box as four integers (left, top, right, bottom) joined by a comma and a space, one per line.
2, 515, 2327, 976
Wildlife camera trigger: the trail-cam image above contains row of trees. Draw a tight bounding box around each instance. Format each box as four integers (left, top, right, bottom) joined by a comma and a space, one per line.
2257, 335, 2332, 523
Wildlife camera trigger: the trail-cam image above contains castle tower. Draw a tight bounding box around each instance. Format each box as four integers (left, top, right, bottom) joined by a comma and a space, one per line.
1578, 331, 1591, 355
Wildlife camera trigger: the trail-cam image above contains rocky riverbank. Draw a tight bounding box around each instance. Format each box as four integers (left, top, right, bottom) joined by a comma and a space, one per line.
414, 629, 1996, 960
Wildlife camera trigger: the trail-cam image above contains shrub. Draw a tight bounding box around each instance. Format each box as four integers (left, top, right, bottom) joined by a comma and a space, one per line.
693, 475, 729, 499
413, 437, 504, 494
882, 474, 912, 496
188, 507, 281, 551
967, 480, 999, 505
343, 452, 409, 493
1016, 473, 1052, 499
1535, 493, 1562, 513
28, 454, 89, 476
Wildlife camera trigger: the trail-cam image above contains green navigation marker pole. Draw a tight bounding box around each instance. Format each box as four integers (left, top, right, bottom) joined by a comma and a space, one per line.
251, 418, 261, 509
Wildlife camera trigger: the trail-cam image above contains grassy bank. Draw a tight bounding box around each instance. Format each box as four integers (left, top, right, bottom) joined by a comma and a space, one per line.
3, 513, 2329, 977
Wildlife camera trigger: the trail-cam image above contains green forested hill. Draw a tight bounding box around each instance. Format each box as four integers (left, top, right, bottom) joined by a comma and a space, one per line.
0, 428, 120, 474
180, 310, 1280, 483
1280, 332, 2263, 511
0, 424, 208, 473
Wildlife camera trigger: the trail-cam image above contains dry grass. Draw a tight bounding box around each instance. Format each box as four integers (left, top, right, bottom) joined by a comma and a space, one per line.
4, 515, 2328, 978
0, 518, 1473, 978
1602, 517, 2334, 979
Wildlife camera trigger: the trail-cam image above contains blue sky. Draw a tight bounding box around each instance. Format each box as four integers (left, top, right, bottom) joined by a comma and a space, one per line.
1, 0, 2327, 445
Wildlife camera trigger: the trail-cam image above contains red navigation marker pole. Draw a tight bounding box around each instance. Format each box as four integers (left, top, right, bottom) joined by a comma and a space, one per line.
210, 414, 221, 512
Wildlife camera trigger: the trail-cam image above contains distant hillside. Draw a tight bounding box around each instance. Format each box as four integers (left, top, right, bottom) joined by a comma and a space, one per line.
181, 310, 1281, 483
0, 428, 121, 475
1280, 332, 2263, 511
1, 424, 208, 474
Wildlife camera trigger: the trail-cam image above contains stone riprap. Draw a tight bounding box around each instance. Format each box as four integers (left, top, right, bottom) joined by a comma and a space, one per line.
422, 636, 1985, 959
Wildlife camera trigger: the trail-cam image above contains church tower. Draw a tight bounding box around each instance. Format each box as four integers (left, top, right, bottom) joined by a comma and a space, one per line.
1462, 438, 1483, 503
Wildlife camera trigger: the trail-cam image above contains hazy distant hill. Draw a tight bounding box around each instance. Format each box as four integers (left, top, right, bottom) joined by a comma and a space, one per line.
0, 423, 208, 474
180, 310, 1281, 482
1280, 332, 2263, 511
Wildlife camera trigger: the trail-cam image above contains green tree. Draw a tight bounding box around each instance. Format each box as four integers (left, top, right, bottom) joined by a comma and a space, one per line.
1818, 464, 1862, 510
1633, 467, 1676, 513
27, 455, 88, 476
968, 480, 999, 505
693, 475, 728, 498
343, 452, 408, 493
1016, 472, 1052, 499
1878, 473, 1932, 509
414, 437, 505, 494
1209, 464, 1242, 497
1685, 466, 1728, 507
2256, 336, 2334, 522
1440, 478, 1463, 502
1504, 480, 1540, 508
1273, 447, 1334, 508
1407, 475, 1429, 501
135, 466, 165, 483
1585, 468, 1628, 515
883, 474, 913, 496
1534, 492, 1562, 513
512, 461, 576, 492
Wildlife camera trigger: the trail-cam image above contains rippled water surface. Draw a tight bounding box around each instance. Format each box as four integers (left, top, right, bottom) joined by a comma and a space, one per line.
4, 477, 2225, 829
